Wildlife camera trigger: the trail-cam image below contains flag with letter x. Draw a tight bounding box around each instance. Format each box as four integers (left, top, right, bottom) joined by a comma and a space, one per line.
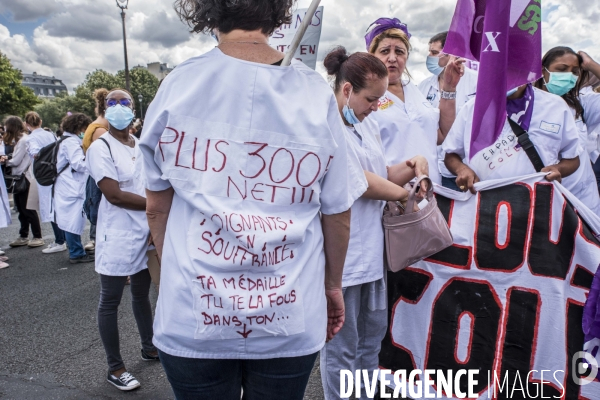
444, 0, 542, 159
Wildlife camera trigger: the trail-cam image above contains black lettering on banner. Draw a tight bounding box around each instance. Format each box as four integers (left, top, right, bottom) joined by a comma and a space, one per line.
426, 195, 472, 269
571, 265, 594, 290
528, 184, 578, 279
579, 215, 600, 248
425, 278, 501, 395
496, 289, 558, 399
378, 269, 432, 372
475, 184, 531, 271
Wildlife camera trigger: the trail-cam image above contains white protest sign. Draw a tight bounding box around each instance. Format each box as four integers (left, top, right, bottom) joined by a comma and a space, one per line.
270, 6, 324, 69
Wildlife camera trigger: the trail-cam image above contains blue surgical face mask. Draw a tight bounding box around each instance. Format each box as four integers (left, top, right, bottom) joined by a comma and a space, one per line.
78, 132, 85, 139
543, 67, 578, 96
426, 55, 444, 76
105, 104, 135, 130
342, 88, 361, 125
506, 87, 518, 97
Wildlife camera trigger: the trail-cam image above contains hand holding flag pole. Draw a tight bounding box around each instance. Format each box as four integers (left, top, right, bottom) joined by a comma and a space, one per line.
281, 0, 322, 67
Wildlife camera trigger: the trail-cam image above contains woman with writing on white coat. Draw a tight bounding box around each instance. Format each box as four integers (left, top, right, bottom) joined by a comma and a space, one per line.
139, 1, 366, 399
320, 47, 429, 400
86, 89, 157, 392
53, 113, 95, 263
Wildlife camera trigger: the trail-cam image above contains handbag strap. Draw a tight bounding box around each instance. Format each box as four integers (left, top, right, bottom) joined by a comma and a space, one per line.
507, 118, 545, 172
405, 175, 434, 214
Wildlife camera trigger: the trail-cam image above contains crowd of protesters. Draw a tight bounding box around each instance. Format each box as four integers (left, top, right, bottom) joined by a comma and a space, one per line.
1, 0, 600, 398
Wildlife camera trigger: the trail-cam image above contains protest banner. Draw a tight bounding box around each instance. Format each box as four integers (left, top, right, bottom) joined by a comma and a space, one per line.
379, 174, 600, 399
270, 6, 324, 69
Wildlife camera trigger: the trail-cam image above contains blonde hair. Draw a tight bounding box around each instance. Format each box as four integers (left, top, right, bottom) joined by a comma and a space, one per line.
368, 28, 413, 82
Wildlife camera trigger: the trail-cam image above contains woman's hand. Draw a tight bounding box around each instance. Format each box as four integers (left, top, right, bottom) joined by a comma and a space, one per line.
325, 288, 345, 342
442, 56, 466, 91
455, 164, 480, 194
541, 165, 562, 182
579, 51, 597, 71
0, 156, 7, 164
406, 156, 430, 193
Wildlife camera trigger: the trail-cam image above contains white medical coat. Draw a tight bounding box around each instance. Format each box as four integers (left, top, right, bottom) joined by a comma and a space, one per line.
53, 133, 88, 235
442, 87, 580, 181
370, 83, 442, 184
86, 133, 149, 276
25, 128, 56, 222
140, 48, 367, 359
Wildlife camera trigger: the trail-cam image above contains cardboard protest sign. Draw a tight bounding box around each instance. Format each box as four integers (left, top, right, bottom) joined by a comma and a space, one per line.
379, 174, 600, 399
270, 6, 324, 69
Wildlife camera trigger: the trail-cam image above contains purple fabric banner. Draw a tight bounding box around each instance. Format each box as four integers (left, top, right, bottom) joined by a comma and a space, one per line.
444, 0, 542, 159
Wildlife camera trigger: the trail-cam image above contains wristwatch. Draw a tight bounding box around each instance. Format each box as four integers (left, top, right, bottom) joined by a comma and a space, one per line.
440, 90, 457, 100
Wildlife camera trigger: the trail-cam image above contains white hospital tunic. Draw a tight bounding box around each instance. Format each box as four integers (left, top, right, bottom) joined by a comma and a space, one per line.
561, 91, 600, 216
140, 48, 367, 359
25, 128, 56, 222
342, 117, 387, 288
418, 68, 478, 179
442, 87, 580, 181
53, 133, 88, 235
371, 82, 442, 184
86, 133, 149, 276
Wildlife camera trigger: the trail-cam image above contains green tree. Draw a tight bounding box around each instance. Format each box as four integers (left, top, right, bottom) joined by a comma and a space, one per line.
73, 69, 122, 117
35, 91, 90, 131
0, 52, 39, 118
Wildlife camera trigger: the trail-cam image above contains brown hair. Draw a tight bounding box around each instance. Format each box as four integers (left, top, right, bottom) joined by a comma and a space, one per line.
429, 31, 448, 47
61, 113, 92, 135
324, 46, 388, 93
368, 28, 413, 82
24, 111, 42, 128
94, 88, 109, 117
534, 46, 587, 120
2, 116, 26, 145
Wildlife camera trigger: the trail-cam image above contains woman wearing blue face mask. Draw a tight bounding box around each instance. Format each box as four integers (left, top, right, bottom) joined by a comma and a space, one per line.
86, 89, 157, 391
53, 113, 95, 263
534, 47, 600, 216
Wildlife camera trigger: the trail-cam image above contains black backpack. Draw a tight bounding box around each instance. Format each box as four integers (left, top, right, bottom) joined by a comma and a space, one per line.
33, 136, 73, 186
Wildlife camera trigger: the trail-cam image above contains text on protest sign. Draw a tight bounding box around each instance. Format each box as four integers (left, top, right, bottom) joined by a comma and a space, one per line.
270, 6, 324, 70
379, 176, 600, 399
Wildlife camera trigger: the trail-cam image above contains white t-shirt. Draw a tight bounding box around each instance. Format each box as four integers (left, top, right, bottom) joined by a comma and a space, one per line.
418, 68, 478, 179
343, 118, 387, 288
86, 134, 150, 276
139, 48, 367, 359
25, 128, 56, 157
442, 87, 580, 181
370, 83, 442, 184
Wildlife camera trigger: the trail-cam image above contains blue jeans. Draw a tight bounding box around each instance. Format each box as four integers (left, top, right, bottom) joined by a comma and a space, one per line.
50, 222, 65, 245
441, 176, 461, 192
158, 350, 318, 400
65, 232, 86, 258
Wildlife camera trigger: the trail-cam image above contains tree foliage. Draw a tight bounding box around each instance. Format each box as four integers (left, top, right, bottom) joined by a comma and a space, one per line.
34, 67, 160, 130
0, 52, 39, 119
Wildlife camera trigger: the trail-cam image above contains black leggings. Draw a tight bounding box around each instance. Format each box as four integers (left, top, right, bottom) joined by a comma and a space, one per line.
97, 269, 156, 372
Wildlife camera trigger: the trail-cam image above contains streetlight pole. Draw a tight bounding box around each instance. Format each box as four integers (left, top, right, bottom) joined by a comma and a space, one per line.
138, 94, 144, 120
116, 0, 130, 92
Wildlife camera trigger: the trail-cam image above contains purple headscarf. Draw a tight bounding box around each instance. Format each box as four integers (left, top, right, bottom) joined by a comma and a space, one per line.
364, 18, 411, 51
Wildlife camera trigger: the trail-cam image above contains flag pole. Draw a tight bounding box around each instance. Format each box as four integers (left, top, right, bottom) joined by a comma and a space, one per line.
281, 0, 321, 66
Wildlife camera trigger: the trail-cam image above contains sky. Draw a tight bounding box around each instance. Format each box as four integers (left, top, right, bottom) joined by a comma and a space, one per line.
0, 0, 596, 92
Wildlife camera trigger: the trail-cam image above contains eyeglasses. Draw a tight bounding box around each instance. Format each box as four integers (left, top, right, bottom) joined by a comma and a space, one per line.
106, 98, 132, 107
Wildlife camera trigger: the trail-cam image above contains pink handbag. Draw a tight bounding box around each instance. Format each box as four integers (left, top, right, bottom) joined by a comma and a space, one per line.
383, 175, 453, 272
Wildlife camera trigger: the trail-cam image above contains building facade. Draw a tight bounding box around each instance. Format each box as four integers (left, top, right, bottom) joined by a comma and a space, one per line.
21, 72, 68, 98
133, 62, 174, 80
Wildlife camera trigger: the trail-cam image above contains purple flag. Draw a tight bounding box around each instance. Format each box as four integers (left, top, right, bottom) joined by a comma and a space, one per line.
444, 0, 542, 158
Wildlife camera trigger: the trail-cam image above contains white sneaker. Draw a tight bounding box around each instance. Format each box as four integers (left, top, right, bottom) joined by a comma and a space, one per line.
42, 243, 67, 254
0, 248, 5, 256
107, 371, 140, 391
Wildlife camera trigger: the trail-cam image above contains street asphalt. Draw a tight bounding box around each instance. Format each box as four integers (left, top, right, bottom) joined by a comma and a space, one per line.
0, 208, 325, 400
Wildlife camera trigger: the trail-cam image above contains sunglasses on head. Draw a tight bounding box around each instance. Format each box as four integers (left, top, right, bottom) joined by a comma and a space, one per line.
106, 98, 132, 107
